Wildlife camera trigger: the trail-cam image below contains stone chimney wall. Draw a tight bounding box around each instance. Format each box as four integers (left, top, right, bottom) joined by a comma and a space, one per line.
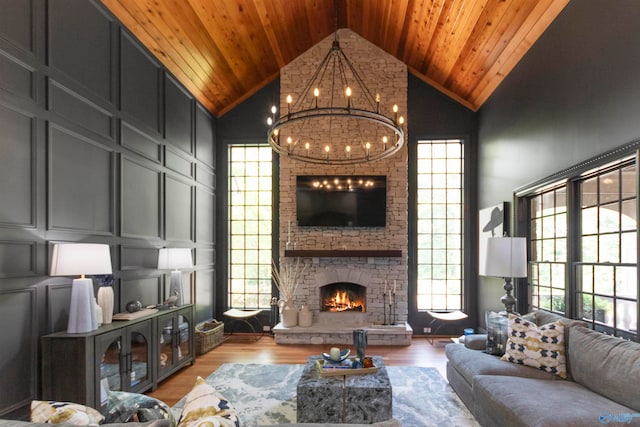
278, 29, 408, 325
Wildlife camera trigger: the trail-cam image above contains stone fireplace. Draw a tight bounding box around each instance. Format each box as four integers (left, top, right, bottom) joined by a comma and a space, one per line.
273, 29, 411, 345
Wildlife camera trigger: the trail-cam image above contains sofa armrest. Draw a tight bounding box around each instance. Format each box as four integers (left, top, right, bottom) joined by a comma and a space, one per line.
463, 334, 487, 350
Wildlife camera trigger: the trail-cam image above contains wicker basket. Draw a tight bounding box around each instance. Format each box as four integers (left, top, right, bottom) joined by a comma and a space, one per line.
195, 320, 224, 355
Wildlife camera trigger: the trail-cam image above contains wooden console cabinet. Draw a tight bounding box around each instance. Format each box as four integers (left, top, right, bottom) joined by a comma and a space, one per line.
41, 305, 194, 410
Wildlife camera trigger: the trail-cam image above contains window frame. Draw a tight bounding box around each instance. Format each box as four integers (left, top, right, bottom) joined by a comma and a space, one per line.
515, 143, 640, 341
413, 138, 466, 312
227, 143, 274, 310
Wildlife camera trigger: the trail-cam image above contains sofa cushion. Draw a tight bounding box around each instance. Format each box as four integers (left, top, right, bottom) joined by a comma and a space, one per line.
569, 326, 640, 412
473, 375, 638, 427
501, 314, 567, 378
532, 310, 587, 380
445, 343, 558, 386
30, 401, 104, 425
177, 376, 240, 427
273, 421, 402, 427
105, 391, 175, 425
2, 421, 170, 427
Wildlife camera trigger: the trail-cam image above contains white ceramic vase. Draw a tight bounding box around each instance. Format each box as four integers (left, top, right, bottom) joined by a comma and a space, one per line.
298, 304, 312, 327
97, 286, 114, 324
280, 300, 298, 327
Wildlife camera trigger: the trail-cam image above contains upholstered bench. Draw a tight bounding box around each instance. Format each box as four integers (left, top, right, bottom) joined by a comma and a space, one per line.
223, 308, 263, 334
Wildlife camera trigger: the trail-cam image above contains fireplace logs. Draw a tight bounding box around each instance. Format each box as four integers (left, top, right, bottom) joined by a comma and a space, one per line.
320, 282, 365, 312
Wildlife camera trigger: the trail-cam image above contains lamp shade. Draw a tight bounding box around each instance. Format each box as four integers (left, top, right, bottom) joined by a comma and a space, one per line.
480, 237, 527, 278
50, 243, 113, 276
157, 248, 193, 270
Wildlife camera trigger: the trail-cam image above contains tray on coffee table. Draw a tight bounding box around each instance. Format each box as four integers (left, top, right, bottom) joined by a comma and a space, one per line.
315, 358, 379, 377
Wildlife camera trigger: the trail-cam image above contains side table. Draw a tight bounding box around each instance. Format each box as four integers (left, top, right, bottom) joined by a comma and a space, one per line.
297, 355, 392, 424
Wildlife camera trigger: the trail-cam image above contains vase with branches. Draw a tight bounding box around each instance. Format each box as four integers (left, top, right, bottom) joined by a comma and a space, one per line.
272, 257, 307, 327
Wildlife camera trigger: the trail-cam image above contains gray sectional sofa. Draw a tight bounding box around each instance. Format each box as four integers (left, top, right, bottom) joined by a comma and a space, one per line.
446, 310, 640, 427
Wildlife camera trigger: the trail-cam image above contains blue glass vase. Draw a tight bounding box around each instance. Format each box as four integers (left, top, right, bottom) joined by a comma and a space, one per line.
353, 329, 368, 361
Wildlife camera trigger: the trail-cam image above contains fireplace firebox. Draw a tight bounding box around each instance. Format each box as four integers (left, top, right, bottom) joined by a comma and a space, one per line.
320, 282, 365, 312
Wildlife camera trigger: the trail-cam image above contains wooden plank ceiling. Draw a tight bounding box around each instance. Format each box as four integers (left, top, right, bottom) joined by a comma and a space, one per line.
100, 0, 569, 117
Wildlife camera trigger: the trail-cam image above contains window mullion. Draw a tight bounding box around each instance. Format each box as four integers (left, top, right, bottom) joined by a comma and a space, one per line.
567, 179, 580, 319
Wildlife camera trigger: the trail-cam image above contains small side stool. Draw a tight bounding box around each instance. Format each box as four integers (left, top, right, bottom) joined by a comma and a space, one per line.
425, 310, 468, 345
223, 309, 263, 335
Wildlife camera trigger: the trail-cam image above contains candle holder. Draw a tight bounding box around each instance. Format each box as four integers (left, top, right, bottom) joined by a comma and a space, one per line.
383, 291, 397, 325
391, 292, 396, 325
383, 291, 387, 325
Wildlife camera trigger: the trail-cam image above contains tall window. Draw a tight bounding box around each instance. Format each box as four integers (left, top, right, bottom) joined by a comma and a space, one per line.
416, 139, 464, 311
577, 162, 637, 338
530, 185, 568, 314
524, 156, 638, 340
228, 145, 273, 309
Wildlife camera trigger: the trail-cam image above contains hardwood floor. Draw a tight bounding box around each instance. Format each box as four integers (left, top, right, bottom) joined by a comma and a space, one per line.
148, 334, 450, 405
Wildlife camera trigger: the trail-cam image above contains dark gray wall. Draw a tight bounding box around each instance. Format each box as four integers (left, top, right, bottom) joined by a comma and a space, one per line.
477, 0, 640, 316
0, 0, 215, 417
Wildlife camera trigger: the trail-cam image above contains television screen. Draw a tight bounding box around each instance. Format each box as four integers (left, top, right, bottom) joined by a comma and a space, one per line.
296, 176, 386, 227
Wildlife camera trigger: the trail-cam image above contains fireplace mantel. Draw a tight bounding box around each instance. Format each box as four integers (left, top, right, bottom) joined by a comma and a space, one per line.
284, 249, 402, 258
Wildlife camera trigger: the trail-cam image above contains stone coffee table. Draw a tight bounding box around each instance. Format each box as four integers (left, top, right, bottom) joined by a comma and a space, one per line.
296, 355, 392, 424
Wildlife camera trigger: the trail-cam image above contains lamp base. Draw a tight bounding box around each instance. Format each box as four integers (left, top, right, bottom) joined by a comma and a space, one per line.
501, 277, 517, 314
68, 277, 98, 333
169, 270, 184, 306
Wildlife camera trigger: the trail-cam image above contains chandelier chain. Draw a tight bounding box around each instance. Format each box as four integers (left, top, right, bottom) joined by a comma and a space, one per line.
266, 28, 404, 165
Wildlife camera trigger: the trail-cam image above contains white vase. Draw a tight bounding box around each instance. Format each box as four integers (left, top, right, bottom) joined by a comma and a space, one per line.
97, 286, 114, 324
280, 300, 298, 327
298, 305, 312, 327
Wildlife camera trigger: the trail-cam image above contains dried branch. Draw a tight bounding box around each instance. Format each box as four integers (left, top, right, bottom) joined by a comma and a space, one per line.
272, 257, 307, 301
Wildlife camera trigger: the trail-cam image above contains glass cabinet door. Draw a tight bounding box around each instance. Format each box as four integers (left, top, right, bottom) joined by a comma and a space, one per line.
96, 330, 124, 393
158, 315, 175, 376
158, 307, 193, 380
177, 313, 191, 362
128, 320, 152, 391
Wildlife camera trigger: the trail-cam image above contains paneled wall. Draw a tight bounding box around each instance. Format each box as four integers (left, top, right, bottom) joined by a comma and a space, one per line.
0, 0, 215, 417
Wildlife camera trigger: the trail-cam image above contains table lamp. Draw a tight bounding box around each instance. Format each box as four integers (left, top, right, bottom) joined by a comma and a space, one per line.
480, 236, 527, 314
157, 248, 193, 306
50, 243, 113, 333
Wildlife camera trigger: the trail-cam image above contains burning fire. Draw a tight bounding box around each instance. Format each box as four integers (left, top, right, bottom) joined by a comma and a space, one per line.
325, 290, 364, 312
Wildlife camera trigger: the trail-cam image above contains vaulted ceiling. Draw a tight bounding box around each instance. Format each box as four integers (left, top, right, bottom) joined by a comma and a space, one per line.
100, 0, 569, 117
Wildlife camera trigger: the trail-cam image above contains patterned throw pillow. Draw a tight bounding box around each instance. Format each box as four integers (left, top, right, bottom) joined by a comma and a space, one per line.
177, 376, 240, 427
105, 390, 176, 426
501, 313, 567, 378
30, 400, 105, 425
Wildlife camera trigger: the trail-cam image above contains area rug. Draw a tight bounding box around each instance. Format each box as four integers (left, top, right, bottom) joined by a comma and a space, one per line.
172, 363, 479, 427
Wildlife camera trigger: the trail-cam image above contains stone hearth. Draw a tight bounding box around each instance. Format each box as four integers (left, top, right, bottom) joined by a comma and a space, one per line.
272, 322, 412, 346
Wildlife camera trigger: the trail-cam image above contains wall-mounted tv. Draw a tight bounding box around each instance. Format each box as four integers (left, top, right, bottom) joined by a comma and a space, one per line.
296, 175, 387, 227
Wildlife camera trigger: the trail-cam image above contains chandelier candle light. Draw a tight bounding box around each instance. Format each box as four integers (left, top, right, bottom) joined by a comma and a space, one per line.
266, 30, 405, 165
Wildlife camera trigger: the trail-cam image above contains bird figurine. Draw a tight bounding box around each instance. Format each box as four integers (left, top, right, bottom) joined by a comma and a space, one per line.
162, 289, 179, 307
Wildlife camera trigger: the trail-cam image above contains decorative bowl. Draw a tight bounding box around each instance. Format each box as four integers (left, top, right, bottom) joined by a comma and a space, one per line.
322, 348, 351, 363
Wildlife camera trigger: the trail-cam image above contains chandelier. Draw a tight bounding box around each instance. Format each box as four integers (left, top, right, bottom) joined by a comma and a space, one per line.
266, 31, 405, 165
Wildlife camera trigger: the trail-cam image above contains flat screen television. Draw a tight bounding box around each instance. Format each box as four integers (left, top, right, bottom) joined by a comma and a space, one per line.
296, 175, 386, 227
